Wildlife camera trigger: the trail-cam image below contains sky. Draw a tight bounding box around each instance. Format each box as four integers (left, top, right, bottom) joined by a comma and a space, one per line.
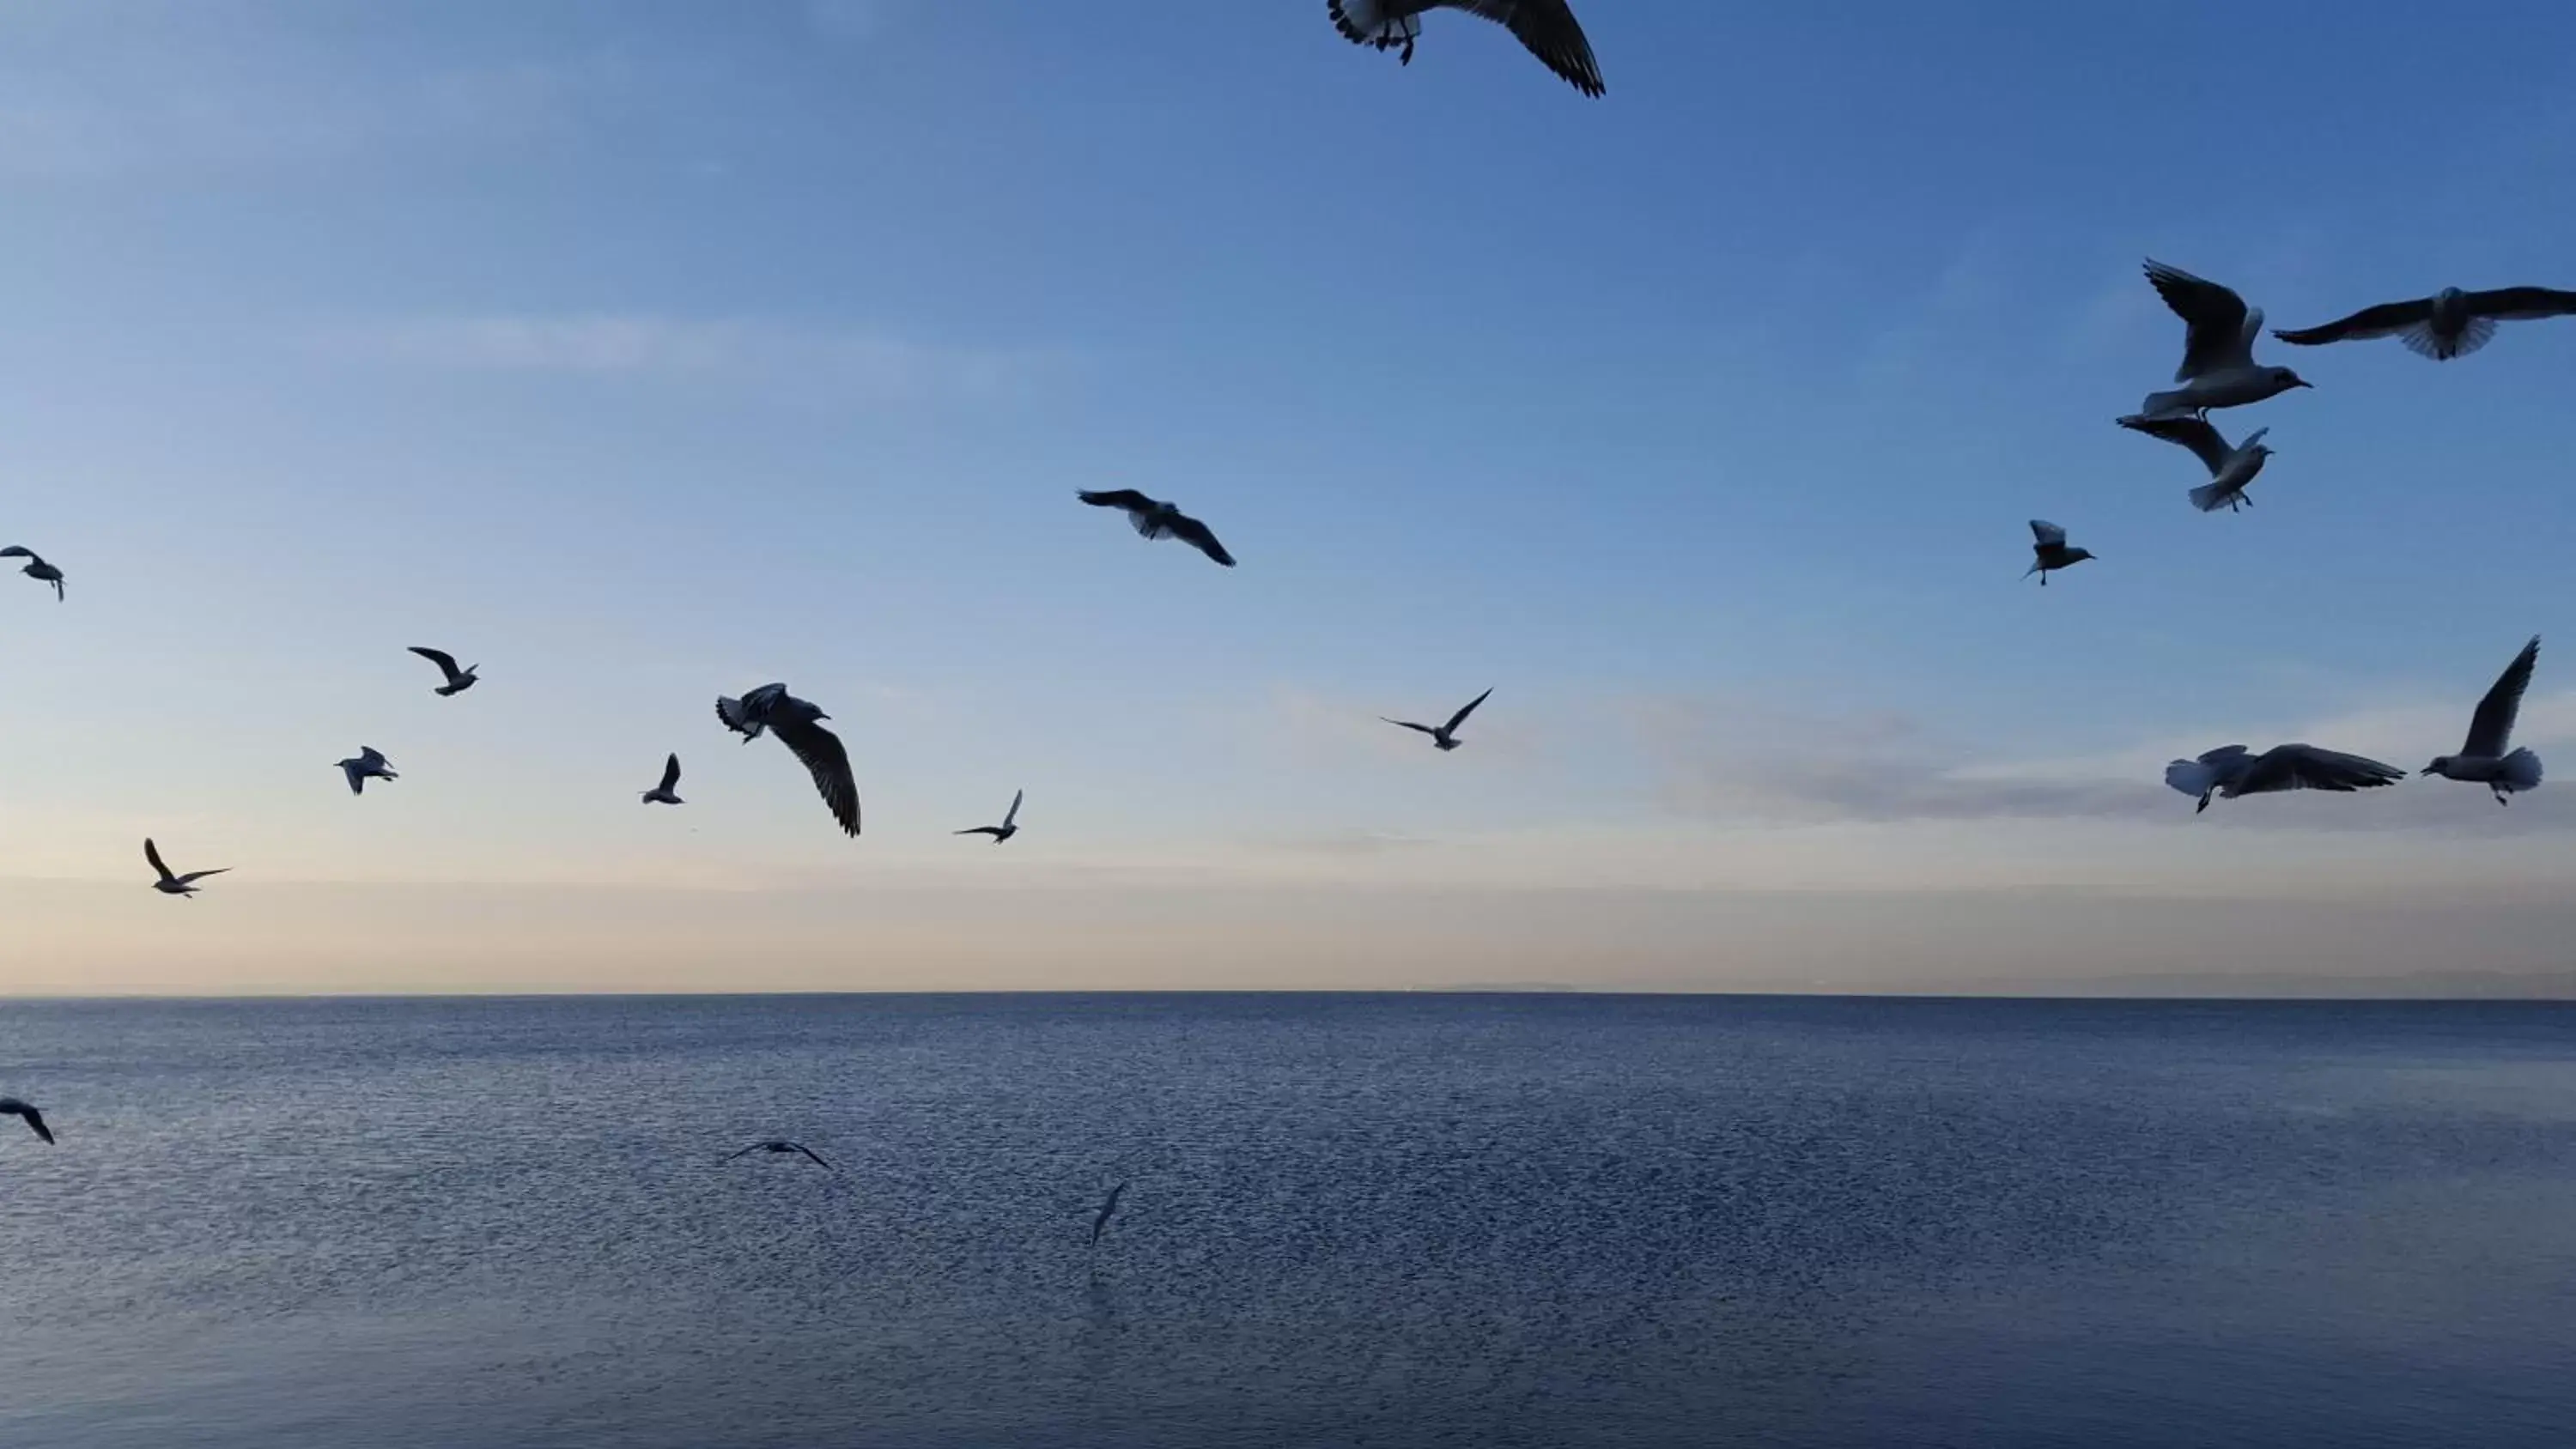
6, 0, 2576, 996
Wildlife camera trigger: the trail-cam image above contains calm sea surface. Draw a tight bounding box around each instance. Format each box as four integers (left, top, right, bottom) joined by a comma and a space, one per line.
1, 994, 2571, 1447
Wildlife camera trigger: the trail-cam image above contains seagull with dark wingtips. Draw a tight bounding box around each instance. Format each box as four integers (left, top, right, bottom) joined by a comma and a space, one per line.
1091, 1181, 1128, 1246
956, 789, 1023, 843
336, 746, 398, 796
0, 1097, 53, 1145
0, 546, 64, 601
408, 646, 478, 697
2424, 636, 2544, 806
1327, 0, 1604, 97
145, 837, 228, 897
2273, 286, 2576, 361
716, 683, 860, 836
641, 753, 684, 806
726, 1139, 840, 1173
2024, 521, 2095, 585
2133, 260, 2312, 420
2115, 415, 2274, 513
2163, 743, 2407, 814
1077, 490, 1236, 568
1383, 688, 1492, 752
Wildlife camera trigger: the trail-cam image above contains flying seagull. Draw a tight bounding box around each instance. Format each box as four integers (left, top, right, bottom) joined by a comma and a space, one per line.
726, 1139, 840, 1173
2115, 415, 2274, 513
0, 1098, 52, 1145
2024, 520, 2095, 585
335, 747, 398, 796
2424, 636, 2544, 805
716, 684, 860, 836
2134, 260, 2312, 420
956, 788, 1024, 843
408, 646, 478, 697
1327, 1, 1604, 97
145, 837, 229, 896
1077, 490, 1236, 568
1091, 1180, 1128, 1246
0, 546, 64, 601
641, 753, 684, 805
2273, 286, 2576, 361
2163, 743, 2407, 814
1383, 687, 1493, 752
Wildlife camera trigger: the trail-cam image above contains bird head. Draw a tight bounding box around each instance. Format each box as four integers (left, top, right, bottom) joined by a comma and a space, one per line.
2421, 755, 2453, 778
2067, 548, 2097, 565
2436, 286, 2465, 304
2270, 367, 2312, 391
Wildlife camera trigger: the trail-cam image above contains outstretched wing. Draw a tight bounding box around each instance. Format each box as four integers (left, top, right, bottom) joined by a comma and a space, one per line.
772, 717, 862, 837
175, 868, 232, 885
955, 826, 1004, 837
2144, 260, 2254, 380
1165, 511, 1236, 567
1382, 718, 1438, 736
2465, 636, 2542, 757
1443, 687, 1494, 734
792, 1143, 841, 1173
144, 837, 175, 883
2116, 413, 2231, 474
2463, 286, 2576, 322
658, 753, 682, 793
1077, 489, 1157, 515
408, 646, 461, 682
2270, 297, 2433, 347
7, 1103, 53, 1143
1452, 0, 1605, 96
724, 1143, 767, 1161
2029, 519, 2066, 547
1002, 789, 1023, 829
359, 748, 387, 769
2245, 743, 2407, 797
0, 545, 30, 560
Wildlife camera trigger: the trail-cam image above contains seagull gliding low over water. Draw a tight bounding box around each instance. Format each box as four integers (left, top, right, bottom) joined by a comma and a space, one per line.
727, 1139, 839, 1173
2272, 286, 2576, 361
2423, 636, 2543, 805
0, 1097, 52, 1145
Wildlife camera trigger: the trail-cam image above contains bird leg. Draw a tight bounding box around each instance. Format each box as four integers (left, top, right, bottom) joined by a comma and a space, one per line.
1400, 37, 1415, 64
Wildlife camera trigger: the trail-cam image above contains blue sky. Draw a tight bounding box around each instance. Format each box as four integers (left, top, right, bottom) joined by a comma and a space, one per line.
5, 1, 2576, 994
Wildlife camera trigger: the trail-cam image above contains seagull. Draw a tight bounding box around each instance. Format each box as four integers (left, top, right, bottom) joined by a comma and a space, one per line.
641, 753, 684, 805
2273, 286, 2576, 361
1077, 490, 1236, 568
1327, 1, 1604, 97
2115, 415, 2274, 513
0, 546, 64, 601
2163, 743, 2407, 813
1383, 687, 1493, 752
336, 746, 398, 796
408, 646, 478, 697
2423, 636, 2544, 806
955, 788, 1024, 843
726, 1139, 840, 1173
2024, 521, 2095, 585
2134, 260, 2312, 420
1091, 1180, 1128, 1246
144, 837, 229, 896
0, 1098, 52, 1145
716, 683, 860, 836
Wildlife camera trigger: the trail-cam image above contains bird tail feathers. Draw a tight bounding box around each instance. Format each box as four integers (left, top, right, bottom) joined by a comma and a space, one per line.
1329, 0, 1418, 45
2405, 316, 2496, 361
2503, 748, 2543, 791
2164, 758, 2220, 800
2189, 480, 2236, 512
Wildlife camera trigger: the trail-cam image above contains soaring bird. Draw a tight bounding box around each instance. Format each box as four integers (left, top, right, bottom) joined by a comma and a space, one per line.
335, 747, 398, 796
1327, 1, 1604, 97
408, 646, 479, 697
2024, 521, 2095, 585
717, 684, 860, 836
2273, 286, 2576, 361
2163, 743, 2407, 814
1091, 1180, 1128, 1246
956, 789, 1024, 843
641, 753, 684, 806
0, 545, 64, 600
0, 1098, 52, 1145
1383, 687, 1493, 752
2115, 415, 2274, 513
1077, 490, 1236, 568
144, 837, 229, 896
2134, 260, 2312, 420
2423, 636, 2544, 806
726, 1139, 839, 1173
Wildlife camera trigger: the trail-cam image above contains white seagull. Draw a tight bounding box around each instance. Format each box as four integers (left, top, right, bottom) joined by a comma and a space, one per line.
955, 788, 1024, 843
2274, 286, 2576, 361
145, 837, 229, 896
2134, 260, 2313, 420
2164, 743, 2406, 814
1327, 1, 1604, 97
0, 545, 64, 601
726, 1139, 840, 1173
2423, 636, 2543, 806
2115, 415, 2274, 513
2024, 520, 2096, 585
716, 684, 860, 837
1383, 687, 1492, 751
408, 646, 479, 697
1077, 490, 1236, 568
336, 747, 398, 796
1091, 1180, 1128, 1246
641, 753, 684, 805
0, 1097, 53, 1145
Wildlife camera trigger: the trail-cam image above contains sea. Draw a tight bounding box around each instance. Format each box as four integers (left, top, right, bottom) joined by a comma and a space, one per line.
0, 994, 2570, 1448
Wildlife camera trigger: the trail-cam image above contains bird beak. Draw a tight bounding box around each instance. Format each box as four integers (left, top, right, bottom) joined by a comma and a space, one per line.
2293, 379, 2313, 390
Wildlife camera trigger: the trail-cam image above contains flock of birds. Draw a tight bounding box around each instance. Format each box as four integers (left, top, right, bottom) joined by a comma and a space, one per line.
0, 1, 2567, 1189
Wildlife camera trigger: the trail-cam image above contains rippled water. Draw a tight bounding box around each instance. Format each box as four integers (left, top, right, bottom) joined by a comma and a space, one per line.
1, 994, 2571, 1447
